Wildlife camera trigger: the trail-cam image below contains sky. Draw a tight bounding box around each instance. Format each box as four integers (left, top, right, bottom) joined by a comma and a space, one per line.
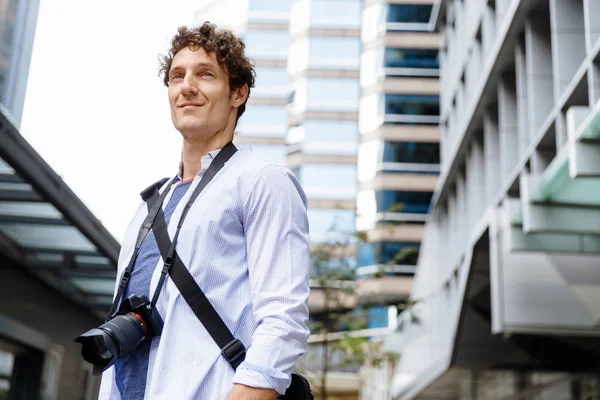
20, 1, 206, 242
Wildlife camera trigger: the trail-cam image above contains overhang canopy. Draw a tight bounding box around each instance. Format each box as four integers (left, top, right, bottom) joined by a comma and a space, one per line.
0, 107, 119, 319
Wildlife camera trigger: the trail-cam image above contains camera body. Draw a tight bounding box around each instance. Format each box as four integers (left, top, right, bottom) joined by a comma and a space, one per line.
75, 294, 163, 375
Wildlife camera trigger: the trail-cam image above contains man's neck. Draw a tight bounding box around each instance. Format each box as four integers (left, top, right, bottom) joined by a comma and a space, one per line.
181, 133, 232, 181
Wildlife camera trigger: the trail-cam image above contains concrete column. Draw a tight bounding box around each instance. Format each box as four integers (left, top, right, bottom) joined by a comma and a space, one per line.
584, 0, 600, 52
525, 12, 554, 139
498, 75, 519, 187
484, 111, 500, 205
550, 0, 586, 100
515, 38, 530, 155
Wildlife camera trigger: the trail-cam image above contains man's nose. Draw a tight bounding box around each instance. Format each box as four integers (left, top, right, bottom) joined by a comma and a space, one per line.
181, 75, 198, 96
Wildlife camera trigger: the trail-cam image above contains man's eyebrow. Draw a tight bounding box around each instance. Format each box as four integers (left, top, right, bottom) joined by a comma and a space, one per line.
170, 62, 219, 75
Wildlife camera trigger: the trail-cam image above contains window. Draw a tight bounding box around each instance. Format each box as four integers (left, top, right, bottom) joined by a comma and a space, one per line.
248, 144, 286, 164
253, 67, 290, 98
310, 0, 362, 29
308, 37, 361, 69
387, 4, 432, 24
236, 105, 287, 136
385, 95, 440, 116
293, 78, 360, 112
249, 0, 291, 12
296, 164, 357, 200
358, 241, 420, 267
288, 120, 358, 155
382, 142, 440, 164
385, 48, 439, 69
244, 30, 289, 60
376, 190, 433, 214
307, 208, 356, 242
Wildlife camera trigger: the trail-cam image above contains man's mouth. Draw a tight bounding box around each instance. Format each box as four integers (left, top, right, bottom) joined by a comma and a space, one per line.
179, 102, 203, 108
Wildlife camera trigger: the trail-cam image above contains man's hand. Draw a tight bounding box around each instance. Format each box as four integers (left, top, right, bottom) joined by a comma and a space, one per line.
227, 384, 279, 400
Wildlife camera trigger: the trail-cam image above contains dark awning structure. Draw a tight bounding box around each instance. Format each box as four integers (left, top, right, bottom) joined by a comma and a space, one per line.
0, 108, 120, 319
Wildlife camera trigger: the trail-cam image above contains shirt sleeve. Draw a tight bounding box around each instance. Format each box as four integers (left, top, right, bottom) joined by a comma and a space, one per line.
231, 164, 311, 395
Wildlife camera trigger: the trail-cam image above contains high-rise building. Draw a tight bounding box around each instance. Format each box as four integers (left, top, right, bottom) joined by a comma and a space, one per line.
0, 0, 39, 126
356, 1, 441, 324
194, 0, 291, 167
385, 0, 600, 398
196, 1, 442, 398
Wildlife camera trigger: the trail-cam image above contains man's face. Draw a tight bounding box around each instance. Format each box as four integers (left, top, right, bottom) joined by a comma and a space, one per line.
167, 46, 241, 140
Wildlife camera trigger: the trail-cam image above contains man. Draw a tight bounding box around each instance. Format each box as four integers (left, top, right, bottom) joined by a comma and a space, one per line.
98, 22, 310, 399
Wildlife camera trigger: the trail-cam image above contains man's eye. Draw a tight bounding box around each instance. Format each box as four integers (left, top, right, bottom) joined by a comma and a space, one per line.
203, 72, 214, 77
171, 73, 183, 81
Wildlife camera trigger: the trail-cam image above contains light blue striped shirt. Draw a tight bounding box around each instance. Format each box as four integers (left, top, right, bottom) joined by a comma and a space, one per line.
98, 147, 311, 399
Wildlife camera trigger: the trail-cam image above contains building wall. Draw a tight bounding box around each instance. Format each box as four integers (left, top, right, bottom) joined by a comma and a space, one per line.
0, 256, 101, 400
387, 0, 600, 398
0, 0, 39, 126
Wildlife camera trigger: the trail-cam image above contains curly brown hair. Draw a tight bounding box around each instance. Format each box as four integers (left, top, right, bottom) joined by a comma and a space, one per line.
159, 22, 255, 122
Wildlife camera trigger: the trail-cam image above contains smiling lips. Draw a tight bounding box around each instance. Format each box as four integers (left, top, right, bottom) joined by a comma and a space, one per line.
179, 102, 203, 108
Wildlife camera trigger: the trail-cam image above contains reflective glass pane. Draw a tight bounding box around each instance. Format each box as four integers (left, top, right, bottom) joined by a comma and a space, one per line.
237, 105, 287, 136
310, 0, 362, 29
69, 278, 115, 295
290, 120, 358, 155
248, 144, 286, 164
387, 4, 432, 23
358, 241, 420, 266
254, 67, 290, 98
297, 164, 357, 200
244, 30, 289, 60
0, 202, 62, 219
249, 0, 291, 12
0, 156, 14, 174
0, 223, 97, 251
367, 305, 389, 328
75, 255, 112, 266
382, 142, 440, 164
308, 37, 361, 69
304, 78, 360, 112
385, 49, 439, 69
376, 190, 433, 213
385, 95, 439, 116
307, 208, 355, 242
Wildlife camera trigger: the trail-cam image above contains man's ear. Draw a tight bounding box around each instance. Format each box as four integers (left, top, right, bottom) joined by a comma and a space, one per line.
231, 84, 249, 108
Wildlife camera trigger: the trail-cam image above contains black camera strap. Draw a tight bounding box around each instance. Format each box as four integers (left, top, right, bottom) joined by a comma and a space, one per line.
107, 176, 175, 318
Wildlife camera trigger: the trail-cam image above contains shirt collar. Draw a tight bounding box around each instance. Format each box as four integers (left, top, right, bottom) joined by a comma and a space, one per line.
176, 148, 222, 181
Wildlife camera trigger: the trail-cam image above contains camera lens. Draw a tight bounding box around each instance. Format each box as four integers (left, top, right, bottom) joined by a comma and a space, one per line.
76, 313, 146, 375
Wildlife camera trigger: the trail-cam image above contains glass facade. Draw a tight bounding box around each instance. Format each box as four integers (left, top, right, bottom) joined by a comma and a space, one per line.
385, 48, 439, 70
294, 164, 357, 200
385, 94, 440, 117
287, 120, 358, 156
308, 36, 361, 70
358, 241, 420, 267
244, 30, 290, 60
375, 190, 433, 214
249, 0, 291, 13
387, 4, 433, 24
253, 67, 290, 98
236, 105, 288, 137
291, 0, 362, 31
382, 141, 440, 164
292, 77, 360, 112
0, 0, 39, 125
307, 208, 356, 243
248, 144, 286, 164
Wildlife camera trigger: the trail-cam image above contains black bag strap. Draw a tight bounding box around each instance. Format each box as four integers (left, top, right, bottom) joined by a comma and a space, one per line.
150, 204, 246, 369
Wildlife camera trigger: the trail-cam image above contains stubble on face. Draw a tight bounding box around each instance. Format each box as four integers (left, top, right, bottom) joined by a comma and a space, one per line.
167, 46, 235, 143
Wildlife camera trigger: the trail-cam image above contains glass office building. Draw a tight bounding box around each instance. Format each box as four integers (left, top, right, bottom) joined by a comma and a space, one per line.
0, 0, 39, 126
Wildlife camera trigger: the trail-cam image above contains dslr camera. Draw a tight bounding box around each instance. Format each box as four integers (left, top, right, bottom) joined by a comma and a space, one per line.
75, 294, 163, 375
